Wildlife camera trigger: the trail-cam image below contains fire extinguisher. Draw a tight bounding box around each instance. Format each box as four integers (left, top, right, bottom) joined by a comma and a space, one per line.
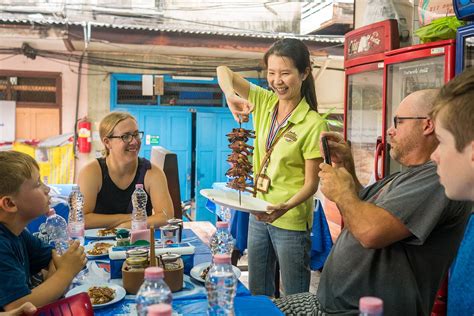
77, 118, 92, 153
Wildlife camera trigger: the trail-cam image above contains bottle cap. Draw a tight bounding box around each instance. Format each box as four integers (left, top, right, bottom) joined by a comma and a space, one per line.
213, 253, 231, 264
216, 221, 229, 228
359, 296, 383, 314
47, 208, 56, 217
147, 303, 172, 316
135, 184, 144, 189
144, 266, 165, 279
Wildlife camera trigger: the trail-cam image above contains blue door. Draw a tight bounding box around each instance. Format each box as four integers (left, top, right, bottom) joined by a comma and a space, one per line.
195, 109, 253, 222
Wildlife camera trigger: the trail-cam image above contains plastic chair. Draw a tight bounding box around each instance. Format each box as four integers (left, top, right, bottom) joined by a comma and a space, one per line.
27, 202, 70, 234
33, 293, 94, 316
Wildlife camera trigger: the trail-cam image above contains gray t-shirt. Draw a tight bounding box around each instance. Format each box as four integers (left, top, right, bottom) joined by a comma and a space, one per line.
317, 161, 471, 316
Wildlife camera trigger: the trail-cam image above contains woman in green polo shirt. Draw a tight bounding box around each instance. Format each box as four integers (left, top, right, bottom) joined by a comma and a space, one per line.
217, 38, 327, 296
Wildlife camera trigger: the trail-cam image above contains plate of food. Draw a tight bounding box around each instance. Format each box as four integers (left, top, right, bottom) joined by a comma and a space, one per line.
190, 262, 241, 283
85, 240, 116, 259
85, 228, 127, 239
200, 189, 271, 213
66, 284, 126, 309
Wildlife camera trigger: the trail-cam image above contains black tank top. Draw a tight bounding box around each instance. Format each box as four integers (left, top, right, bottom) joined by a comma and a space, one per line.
94, 157, 153, 215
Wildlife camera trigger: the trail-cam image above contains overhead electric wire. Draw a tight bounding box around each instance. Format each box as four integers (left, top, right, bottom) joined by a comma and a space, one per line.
0, 46, 264, 75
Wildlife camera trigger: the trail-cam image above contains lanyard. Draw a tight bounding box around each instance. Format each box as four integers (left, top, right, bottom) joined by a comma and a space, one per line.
266, 107, 293, 151
253, 120, 293, 197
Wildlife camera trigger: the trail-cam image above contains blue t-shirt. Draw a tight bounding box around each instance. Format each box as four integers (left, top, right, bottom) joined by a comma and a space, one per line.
448, 212, 474, 315
0, 223, 52, 309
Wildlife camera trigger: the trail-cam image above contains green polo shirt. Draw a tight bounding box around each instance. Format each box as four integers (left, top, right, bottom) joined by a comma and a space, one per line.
249, 84, 328, 231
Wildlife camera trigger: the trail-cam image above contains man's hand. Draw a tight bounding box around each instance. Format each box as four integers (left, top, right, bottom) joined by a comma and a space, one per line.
226, 94, 254, 123
252, 203, 289, 223
1, 302, 36, 316
319, 163, 357, 203
52, 240, 87, 278
319, 132, 353, 169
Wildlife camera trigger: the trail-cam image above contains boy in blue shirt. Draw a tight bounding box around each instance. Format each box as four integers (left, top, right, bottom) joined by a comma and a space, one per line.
430, 69, 474, 315
0, 151, 86, 312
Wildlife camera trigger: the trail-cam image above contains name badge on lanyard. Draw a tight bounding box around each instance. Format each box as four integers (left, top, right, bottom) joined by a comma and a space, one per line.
256, 174, 271, 193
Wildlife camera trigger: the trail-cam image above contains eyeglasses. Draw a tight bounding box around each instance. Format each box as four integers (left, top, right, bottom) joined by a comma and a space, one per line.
108, 131, 144, 143
393, 116, 428, 129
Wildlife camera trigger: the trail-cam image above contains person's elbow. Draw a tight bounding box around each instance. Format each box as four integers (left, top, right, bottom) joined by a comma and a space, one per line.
4, 297, 27, 312
216, 65, 228, 77
356, 230, 391, 249
216, 65, 228, 72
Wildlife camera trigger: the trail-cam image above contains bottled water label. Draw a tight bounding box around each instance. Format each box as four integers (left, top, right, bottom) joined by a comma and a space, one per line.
206, 271, 237, 315
68, 222, 84, 237
68, 222, 85, 245
132, 220, 147, 231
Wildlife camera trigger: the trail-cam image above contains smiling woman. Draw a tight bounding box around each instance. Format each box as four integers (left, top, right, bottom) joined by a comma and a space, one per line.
216, 38, 327, 297
77, 111, 174, 230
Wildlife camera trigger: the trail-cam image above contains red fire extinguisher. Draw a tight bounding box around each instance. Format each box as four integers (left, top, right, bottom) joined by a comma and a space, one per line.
77, 118, 92, 153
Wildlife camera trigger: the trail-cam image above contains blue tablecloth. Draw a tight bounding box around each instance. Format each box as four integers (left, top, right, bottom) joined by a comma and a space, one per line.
81, 228, 281, 315
94, 295, 282, 316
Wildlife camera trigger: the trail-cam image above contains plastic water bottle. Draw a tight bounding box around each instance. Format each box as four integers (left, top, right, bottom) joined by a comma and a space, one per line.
132, 184, 148, 231
136, 267, 172, 316
359, 296, 383, 316
44, 208, 69, 254
147, 303, 172, 316
209, 221, 234, 255
206, 254, 237, 316
68, 185, 85, 245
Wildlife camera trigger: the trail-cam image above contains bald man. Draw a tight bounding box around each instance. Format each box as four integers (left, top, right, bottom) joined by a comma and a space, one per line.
275, 90, 471, 316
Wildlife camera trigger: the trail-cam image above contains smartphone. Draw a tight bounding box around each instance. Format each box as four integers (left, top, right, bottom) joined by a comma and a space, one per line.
321, 136, 331, 164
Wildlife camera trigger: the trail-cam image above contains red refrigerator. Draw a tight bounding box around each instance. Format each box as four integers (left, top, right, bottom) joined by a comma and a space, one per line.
380, 39, 456, 178
344, 19, 399, 187
323, 20, 399, 239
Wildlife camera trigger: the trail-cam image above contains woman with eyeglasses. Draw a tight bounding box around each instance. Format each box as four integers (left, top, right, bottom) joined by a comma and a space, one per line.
78, 111, 174, 229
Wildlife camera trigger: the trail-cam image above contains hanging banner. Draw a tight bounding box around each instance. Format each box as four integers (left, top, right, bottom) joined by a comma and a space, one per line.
13, 142, 74, 184
419, 0, 455, 26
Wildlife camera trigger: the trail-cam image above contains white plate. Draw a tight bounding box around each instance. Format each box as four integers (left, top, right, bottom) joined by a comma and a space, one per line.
85, 240, 116, 259
65, 283, 126, 309
190, 262, 241, 283
200, 189, 271, 213
85, 228, 128, 239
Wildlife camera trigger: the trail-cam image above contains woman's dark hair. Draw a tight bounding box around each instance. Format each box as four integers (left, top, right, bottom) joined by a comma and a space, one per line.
263, 38, 318, 111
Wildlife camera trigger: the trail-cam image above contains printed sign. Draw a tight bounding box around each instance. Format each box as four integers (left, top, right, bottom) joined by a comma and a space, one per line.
345, 20, 399, 62
146, 135, 160, 145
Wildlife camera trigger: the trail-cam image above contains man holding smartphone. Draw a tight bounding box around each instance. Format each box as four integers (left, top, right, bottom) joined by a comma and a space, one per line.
274, 89, 471, 316
430, 69, 474, 315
